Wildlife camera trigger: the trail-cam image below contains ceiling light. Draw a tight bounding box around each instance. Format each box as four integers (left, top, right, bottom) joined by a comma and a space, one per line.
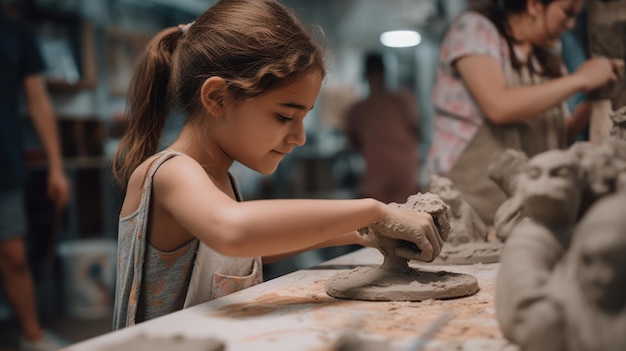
379, 30, 422, 48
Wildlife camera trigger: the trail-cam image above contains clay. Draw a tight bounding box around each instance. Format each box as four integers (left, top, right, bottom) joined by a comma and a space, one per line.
433, 241, 502, 265
587, 0, 626, 102
496, 150, 583, 340
488, 149, 529, 242
510, 192, 626, 351
429, 175, 487, 245
568, 139, 626, 215
99, 334, 225, 351
609, 106, 626, 140
326, 193, 479, 301
325, 259, 479, 301
427, 175, 502, 264
492, 138, 626, 242
349, 193, 448, 264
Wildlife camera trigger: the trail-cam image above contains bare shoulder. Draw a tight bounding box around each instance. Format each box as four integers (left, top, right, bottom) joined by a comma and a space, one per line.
150, 153, 213, 190
121, 154, 211, 217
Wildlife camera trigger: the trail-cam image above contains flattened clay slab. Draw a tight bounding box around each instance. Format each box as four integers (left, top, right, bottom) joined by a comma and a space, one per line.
431, 241, 503, 265
325, 265, 479, 301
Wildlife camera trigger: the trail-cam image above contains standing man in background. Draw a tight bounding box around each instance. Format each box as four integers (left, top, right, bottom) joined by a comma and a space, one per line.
344, 52, 421, 204
0, 4, 70, 351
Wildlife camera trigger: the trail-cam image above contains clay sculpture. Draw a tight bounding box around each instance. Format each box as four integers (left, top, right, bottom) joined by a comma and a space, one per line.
504, 192, 626, 351
609, 106, 626, 140
325, 193, 479, 301
488, 149, 529, 243
496, 149, 584, 340
428, 175, 501, 264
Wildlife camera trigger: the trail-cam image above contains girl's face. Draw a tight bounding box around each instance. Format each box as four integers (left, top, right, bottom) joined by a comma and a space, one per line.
216, 71, 323, 174
529, 0, 583, 47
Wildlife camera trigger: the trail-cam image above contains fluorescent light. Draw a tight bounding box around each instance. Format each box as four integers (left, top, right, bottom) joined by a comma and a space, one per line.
380, 30, 421, 48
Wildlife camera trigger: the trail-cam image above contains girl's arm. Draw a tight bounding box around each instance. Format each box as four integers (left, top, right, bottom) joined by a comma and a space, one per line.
154, 156, 441, 260
455, 55, 621, 125
262, 230, 367, 265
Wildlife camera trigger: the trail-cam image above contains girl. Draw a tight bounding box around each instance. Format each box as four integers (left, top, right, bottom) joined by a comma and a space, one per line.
111, 0, 445, 329
426, 0, 624, 225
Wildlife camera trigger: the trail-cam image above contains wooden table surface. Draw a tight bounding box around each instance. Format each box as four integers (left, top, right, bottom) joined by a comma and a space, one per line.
64, 248, 517, 351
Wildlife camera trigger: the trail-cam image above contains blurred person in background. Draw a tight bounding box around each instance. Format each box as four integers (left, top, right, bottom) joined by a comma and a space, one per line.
344, 52, 421, 204
426, 0, 624, 225
0, 4, 70, 350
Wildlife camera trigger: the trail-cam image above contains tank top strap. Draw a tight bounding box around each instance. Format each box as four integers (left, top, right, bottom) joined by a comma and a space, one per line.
138, 150, 185, 207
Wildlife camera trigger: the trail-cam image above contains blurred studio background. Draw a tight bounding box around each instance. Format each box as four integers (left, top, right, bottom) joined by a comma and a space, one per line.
0, 0, 603, 348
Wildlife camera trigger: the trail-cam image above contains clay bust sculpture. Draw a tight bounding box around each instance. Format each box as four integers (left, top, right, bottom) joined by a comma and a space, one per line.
428, 175, 501, 264
487, 149, 529, 242
326, 193, 479, 302
492, 139, 626, 242
608, 138, 626, 191
507, 192, 626, 351
429, 175, 487, 244
568, 139, 626, 216
609, 105, 626, 140
496, 149, 584, 340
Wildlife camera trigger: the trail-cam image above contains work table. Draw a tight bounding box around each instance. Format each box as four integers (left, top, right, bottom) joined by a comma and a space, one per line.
65, 248, 515, 351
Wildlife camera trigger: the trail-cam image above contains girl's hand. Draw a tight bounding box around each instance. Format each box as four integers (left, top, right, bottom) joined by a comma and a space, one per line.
360, 194, 450, 262
574, 57, 625, 93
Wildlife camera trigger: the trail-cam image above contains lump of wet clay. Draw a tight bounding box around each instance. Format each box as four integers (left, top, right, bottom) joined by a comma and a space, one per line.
325, 193, 479, 302
100, 334, 225, 351
429, 175, 502, 265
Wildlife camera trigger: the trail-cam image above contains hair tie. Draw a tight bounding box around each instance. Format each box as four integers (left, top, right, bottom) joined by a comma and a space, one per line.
178, 21, 194, 33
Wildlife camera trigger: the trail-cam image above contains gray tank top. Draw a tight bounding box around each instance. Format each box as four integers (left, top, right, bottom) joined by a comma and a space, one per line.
112, 151, 263, 330
113, 151, 197, 330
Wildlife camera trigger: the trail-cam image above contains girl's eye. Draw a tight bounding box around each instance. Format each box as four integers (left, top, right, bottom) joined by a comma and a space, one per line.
277, 114, 292, 122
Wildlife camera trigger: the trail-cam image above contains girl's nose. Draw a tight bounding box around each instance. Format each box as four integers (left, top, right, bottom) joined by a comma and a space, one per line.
287, 121, 306, 146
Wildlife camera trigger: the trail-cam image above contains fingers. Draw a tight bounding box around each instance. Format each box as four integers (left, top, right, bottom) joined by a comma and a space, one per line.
394, 237, 432, 262
611, 59, 625, 82
395, 244, 426, 261
424, 217, 442, 259
433, 211, 450, 242
581, 57, 623, 89
393, 227, 442, 263
431, 218, 444, 253
606, 58, 624, 80
611, 58, 625, 73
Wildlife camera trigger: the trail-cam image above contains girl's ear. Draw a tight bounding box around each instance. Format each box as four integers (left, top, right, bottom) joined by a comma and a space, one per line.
200, 76, 228, 116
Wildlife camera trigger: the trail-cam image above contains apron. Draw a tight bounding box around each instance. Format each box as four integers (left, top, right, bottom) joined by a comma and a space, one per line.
447, 62, 567, 225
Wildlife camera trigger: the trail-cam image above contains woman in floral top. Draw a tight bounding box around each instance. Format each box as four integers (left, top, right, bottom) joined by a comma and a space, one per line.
427, 0, 623, 225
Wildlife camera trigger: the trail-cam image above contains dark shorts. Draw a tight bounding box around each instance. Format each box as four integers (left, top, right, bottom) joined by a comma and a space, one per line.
0, 188, 28, 241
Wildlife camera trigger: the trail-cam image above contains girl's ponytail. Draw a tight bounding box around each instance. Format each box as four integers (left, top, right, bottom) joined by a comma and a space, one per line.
112, 27, 181, 187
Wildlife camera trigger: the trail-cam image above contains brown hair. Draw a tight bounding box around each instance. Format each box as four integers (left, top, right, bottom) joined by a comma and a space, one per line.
476, 0, 564, 78
112, 0, 326, 187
